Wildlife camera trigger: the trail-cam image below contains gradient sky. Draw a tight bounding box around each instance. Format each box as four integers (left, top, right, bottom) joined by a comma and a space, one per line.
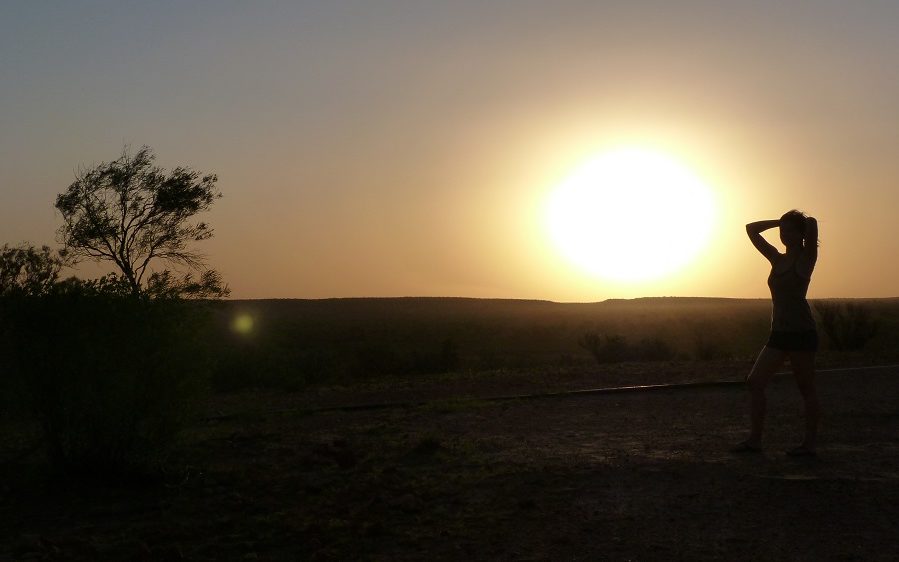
3, 1, 898, 300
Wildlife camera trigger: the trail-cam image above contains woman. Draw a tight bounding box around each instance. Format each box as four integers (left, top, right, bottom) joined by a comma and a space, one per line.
734, 210, 819, 456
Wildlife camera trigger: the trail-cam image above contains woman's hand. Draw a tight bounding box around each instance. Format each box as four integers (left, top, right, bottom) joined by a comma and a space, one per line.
745, 219, 780, 234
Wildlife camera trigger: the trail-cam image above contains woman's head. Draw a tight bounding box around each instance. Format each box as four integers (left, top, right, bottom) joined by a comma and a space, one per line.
779, 209, 807, 248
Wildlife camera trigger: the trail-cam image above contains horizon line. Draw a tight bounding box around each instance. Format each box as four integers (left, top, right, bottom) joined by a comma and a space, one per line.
221, 295, 899, 304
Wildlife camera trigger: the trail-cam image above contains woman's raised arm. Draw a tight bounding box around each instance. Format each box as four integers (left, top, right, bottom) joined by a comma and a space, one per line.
746, 220, 780, 263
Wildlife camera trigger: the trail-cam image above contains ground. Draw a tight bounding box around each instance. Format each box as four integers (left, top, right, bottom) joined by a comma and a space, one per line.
2, 361, 898, 560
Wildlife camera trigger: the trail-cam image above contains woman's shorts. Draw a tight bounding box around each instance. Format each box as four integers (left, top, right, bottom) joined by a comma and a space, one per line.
766, 330, 818, 352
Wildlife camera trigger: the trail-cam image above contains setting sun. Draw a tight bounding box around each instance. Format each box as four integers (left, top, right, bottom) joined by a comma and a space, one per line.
545, 148, 717, 282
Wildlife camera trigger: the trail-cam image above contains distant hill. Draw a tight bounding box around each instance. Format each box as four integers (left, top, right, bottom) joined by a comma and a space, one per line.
224, 295, 899, 310
599, 296, 766, 305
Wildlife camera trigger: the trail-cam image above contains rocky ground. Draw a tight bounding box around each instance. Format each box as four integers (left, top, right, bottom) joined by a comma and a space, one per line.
2, 361, 898, 560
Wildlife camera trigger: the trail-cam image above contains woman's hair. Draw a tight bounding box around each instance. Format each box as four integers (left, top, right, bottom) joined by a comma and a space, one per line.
780, 209, 807, 232
780, 209, 818, 247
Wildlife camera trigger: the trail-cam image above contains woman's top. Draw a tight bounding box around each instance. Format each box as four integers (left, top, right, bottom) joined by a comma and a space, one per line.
767, 257, 816, 332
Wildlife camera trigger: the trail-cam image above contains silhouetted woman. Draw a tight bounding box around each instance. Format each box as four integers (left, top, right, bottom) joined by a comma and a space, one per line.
734, 210, 819, 456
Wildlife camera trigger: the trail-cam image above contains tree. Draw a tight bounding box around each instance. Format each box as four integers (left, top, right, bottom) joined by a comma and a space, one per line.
55, 146, 229, 297
0, 244, 63, 296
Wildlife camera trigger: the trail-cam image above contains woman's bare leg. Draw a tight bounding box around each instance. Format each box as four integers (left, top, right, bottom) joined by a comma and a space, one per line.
744, 346, 787, 447
789, 351, 819, 451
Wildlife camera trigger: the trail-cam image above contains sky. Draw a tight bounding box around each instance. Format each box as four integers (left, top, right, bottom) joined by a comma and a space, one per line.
2, 0, 898, 301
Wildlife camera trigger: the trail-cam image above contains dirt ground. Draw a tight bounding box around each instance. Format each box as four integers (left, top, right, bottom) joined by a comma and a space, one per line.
2, 362, 898, 561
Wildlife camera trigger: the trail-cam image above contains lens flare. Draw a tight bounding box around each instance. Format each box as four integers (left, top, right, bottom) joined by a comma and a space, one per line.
232, 314, 254, 334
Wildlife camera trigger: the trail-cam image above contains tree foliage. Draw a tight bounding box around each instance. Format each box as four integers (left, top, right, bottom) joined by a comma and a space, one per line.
0, 288, 212, 472
55, 146, 228, 297
0, 244, 63, 296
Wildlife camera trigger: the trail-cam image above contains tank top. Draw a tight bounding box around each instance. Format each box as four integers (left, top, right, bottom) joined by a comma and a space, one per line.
767, 256, 816, 331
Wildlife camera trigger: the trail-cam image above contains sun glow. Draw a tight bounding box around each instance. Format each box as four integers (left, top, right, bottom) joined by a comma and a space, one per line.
545, 147, 716, 282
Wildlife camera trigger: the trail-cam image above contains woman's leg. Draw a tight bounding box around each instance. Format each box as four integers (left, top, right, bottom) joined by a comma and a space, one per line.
744, 346, 787, 446
788, 351, 819, 450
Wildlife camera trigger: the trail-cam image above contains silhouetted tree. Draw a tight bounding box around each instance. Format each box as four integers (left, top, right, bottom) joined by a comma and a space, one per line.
0, 244, 63, 296
145, 269, 229, 299
55, 146, 229, 297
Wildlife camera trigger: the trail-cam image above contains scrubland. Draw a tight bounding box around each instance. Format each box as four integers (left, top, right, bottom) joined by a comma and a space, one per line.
205, 296, 899, 391
2, 297, 897, 560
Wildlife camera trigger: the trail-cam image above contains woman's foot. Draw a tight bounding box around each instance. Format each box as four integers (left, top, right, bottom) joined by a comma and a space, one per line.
730, 440, 762, 453
786, 445, 817, 457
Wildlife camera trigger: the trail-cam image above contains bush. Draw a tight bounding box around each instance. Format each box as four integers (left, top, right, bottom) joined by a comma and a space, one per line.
0, 289, 212, 474
410, 338, 460, 374
692, 334, 731, 360
0, 244, 62, 297
578, 332, 673, 363
579, 332, 625, 364
353, 338, 461, 377
633, 336, 676, 361
210, 342, 336, 392
814, 300, 879, 351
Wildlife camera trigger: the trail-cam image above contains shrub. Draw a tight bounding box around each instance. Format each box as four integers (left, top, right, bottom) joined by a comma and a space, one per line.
0, 288, 212, 474
578, 332, 629, 363
579, 331, 677, 364
353, 337, 461, 377
354, 344, 406, 377
0, 244, 62, 297
633, 336, 676, 361
692, 334, 731, 360
210, 342, 336, 392
814, 300, 879, 351
410, 338, 460, 374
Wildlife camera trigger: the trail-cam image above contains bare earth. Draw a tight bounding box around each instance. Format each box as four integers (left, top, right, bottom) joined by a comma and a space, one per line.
2, 362, 898, 560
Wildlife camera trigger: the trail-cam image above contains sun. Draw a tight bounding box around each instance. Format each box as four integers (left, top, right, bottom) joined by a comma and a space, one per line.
545, 147, 716, 282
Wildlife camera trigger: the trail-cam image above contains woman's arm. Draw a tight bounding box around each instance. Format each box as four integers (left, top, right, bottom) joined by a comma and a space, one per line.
746, 220, 780, 263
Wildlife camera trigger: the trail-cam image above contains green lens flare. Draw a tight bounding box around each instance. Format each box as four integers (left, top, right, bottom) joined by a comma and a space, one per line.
232, 314, 254, 334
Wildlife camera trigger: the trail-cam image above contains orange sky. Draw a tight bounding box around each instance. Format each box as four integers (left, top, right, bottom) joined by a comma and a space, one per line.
2, 2, 898, 300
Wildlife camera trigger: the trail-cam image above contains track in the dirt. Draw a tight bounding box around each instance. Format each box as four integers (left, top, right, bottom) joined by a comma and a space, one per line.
295, 363, 899, 414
